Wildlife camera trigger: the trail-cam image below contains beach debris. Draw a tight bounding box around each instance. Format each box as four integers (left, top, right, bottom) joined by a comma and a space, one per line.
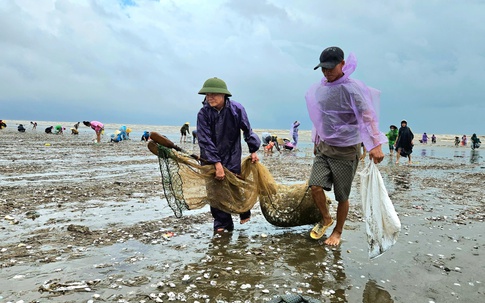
119, 276, 150, 286
162, 231, 174, 240
38, 279, 100, 293
4, 215, 19, 225
67, 224, 91, 234
25, 210, 40, 220
425, 215, 448, 221
149, 293, 165, 302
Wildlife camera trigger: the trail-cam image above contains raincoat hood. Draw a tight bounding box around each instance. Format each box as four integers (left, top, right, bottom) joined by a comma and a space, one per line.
306, 52, 387, 150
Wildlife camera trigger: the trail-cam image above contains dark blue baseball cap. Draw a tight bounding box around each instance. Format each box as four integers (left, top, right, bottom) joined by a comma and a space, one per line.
313, 46, 344, 70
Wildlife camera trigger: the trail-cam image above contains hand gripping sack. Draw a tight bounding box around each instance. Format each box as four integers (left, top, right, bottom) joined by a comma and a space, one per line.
359, 161, 401, 259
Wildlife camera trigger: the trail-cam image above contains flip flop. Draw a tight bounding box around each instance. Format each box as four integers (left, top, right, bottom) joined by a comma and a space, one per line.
310, 219, 334, 240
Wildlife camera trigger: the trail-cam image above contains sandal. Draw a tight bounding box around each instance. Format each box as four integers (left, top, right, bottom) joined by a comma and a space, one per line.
310, 219, 334, 240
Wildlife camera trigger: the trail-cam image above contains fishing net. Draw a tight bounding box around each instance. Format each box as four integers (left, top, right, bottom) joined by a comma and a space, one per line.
154, 143, 323, 227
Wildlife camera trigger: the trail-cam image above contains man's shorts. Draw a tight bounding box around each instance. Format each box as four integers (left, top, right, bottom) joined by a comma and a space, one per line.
308, 153, 359, 202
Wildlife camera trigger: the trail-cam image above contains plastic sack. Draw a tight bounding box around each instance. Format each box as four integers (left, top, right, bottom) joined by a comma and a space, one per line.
359, 161, 401, 259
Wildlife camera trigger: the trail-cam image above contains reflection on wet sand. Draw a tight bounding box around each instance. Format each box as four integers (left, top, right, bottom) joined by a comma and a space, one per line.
453, 150, 466, 159
362, 279, 393, 303
172, 231, 352, 302
470, 150, 480, 164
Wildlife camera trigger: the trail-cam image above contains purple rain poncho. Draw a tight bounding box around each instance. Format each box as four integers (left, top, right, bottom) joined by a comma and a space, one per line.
197, 99, 261, 174
305, 53, 387, 151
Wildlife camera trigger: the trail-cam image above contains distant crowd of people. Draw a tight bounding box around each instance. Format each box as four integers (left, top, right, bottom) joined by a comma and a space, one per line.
0, 120, 154, 144
260, 121, 300, 154
381, 119, 481, 165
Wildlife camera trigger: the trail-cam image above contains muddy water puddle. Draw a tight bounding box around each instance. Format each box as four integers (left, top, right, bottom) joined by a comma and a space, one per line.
1, 197, 176, 242
1, 214, 395, 302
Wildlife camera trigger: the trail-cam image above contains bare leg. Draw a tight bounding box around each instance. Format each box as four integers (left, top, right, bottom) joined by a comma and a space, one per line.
408, 154, 412, 164
325, 200, 349, 246
310, 186, 332, 225
96, 131, 101, 143
395, 148, 401, 164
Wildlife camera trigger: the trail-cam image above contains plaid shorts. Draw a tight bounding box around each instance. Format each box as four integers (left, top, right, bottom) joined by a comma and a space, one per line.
308, 153, 359, 202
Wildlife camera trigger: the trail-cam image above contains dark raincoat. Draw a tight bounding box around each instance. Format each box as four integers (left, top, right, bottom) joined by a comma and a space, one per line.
197, 98, 260, 174
395, 126, 414, 156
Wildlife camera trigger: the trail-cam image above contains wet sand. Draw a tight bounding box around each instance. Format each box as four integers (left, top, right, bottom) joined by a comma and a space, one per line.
1, 126, 484, 302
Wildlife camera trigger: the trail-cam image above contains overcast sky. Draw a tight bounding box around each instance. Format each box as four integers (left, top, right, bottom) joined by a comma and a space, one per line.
1, 0, 484, 135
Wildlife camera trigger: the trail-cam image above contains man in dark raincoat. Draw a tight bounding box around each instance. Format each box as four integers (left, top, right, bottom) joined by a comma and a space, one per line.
394, 120, 414, 164
180, 122, 190, 143
196, 77, 261, 232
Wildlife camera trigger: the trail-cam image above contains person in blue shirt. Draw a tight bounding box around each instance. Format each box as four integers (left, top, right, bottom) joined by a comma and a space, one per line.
141, 131, 150, 142
192, 129, 198, 144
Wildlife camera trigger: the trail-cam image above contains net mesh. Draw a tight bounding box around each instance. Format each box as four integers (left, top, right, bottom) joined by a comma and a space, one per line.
155, 144, 324, 227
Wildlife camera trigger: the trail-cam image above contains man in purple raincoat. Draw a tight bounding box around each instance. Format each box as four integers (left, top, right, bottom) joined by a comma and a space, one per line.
306, 47, 387, 246
196, 77, 261, 232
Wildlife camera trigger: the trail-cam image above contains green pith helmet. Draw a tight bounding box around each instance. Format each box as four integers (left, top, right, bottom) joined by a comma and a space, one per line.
198, 77, 232, 96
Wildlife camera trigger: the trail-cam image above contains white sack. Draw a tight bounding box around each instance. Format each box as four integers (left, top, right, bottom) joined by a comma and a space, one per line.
359, 161, 401, 259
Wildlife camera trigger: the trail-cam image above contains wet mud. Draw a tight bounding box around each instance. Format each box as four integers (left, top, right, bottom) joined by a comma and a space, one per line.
1, 127, 484, 302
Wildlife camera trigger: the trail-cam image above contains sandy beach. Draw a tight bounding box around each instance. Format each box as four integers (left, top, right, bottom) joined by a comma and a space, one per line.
1, 121, 484, 302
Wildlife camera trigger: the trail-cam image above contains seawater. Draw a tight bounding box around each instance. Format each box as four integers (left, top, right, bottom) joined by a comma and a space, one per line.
3, 119, 481, 165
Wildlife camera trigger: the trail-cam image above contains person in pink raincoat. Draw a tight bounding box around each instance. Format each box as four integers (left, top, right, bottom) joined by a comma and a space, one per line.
305, 46, 387, 246
83, 120, 104, 143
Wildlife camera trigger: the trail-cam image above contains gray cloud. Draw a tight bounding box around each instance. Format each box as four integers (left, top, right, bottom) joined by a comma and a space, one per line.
1, 0, 484, 134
